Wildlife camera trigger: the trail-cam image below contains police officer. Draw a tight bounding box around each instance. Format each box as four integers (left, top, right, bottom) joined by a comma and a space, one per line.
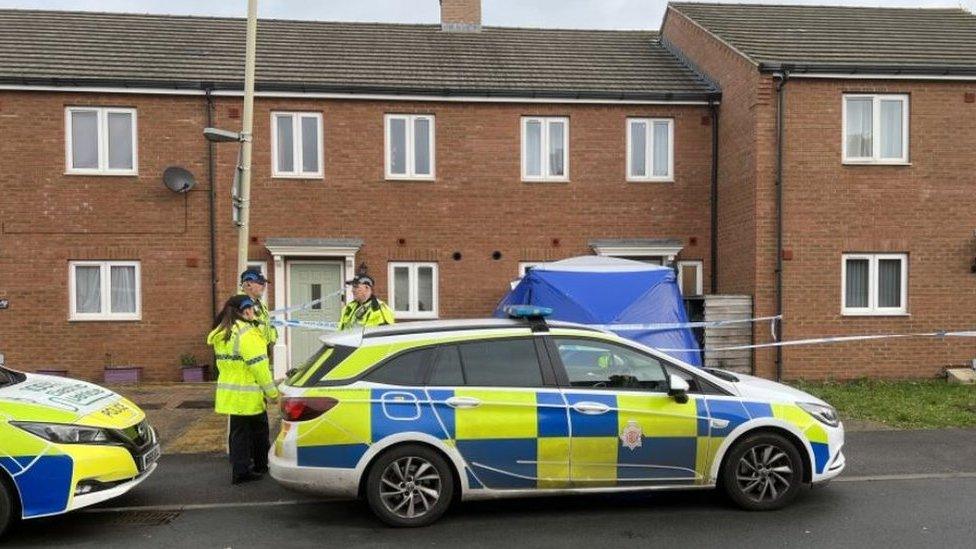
207, 295, 279, 484
338, 274, 395, 330
239, 268, 277, 349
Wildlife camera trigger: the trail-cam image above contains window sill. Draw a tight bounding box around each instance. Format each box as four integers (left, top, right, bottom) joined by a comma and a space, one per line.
69, 315, 142, 322
627, 178, 675, 183
522, 179, 570, 184
841, 161, 911, 167
386, 176, 436, 182
840, 311, 910, 317
272, 174, 324, 180
65, 170, 139, 177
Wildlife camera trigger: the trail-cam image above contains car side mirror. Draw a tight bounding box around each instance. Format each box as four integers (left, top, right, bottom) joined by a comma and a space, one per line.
668, 374, 690, 404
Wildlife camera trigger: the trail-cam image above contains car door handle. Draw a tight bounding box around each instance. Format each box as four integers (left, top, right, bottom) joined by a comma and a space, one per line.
572, 402, 610, 415
445, 396, 481, 409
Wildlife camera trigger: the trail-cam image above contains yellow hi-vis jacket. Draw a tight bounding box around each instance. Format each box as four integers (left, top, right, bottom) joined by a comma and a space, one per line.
338, 297, 395, 330
237, 291, 278, 345
207, 321, 279, 415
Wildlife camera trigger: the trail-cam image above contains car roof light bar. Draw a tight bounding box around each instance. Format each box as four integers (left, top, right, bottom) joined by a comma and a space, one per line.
503, 305, 552, 333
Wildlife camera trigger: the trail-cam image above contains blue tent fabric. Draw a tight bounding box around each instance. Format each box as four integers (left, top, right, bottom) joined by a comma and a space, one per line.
494, 256, 702, 366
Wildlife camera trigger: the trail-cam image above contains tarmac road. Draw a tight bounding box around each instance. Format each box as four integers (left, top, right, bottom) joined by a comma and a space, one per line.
4, 429, 976, 548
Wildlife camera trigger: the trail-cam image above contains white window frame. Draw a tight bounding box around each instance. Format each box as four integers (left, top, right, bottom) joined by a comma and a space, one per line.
388, 262, 439, 319
521, 116, 570, 182
65, 107, 138, 175
677, 260, 704, 296
518, 262, 544, 278
384, 114, 436, 181
626, 118, 674, 182
247, 260, 269, 303
841, 253, 908, 316
68, 261, 142, 321
271, 111, 324, 179
841, 94, 909, 164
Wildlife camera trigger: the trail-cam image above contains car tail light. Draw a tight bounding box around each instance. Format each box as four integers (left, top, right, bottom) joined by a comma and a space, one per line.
281, 397, 338, 422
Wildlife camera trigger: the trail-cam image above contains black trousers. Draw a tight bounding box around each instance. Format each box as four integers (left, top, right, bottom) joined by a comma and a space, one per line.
228, 411, 270, 478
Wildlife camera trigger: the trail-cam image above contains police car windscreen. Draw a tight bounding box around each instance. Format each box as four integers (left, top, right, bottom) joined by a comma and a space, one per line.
286, 345, 356, 386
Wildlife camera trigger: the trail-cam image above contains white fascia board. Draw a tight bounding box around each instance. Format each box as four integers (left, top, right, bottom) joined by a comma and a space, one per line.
0, 84, 717, 105
789, 73, 976, 81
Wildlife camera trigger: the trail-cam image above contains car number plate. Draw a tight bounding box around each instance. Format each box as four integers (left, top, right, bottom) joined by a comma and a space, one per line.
140, 444, 161, 470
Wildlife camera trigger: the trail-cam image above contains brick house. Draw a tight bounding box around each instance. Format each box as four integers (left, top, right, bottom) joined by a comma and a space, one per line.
0, 1, 973, 381
661, 2, 976, 379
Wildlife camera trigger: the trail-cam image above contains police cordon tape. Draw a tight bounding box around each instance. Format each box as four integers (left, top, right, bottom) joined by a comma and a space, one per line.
266, 289, 345, 317
590, 315, 782, 332
654, 330, 976, 353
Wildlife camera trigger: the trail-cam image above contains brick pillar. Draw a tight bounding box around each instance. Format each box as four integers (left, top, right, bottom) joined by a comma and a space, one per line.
440, 0, 481, 32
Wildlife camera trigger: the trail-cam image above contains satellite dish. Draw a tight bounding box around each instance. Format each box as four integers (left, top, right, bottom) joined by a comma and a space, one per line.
163, 166, 197, 193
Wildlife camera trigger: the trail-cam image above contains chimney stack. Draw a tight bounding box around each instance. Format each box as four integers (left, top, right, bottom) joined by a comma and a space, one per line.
440, 0, 481, 32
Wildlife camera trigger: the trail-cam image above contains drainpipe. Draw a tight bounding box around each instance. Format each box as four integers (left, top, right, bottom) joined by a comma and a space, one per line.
709, 99, 719, 294
773, 71, 789, 381
205, 89, 218, 320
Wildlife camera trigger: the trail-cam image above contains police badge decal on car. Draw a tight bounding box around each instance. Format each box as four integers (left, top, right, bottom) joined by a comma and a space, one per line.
620, 419, 643, 451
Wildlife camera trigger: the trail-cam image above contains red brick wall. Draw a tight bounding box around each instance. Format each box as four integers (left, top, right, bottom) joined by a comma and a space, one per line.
662, 9, 781, 376
0, 90, 714, 380
781, 79, 976, 378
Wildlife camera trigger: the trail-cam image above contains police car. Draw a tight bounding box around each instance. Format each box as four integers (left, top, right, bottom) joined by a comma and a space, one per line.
270, 308, 844, 527
0, 361, 159, 538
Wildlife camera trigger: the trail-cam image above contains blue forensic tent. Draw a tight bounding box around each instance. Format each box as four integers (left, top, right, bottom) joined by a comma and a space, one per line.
494, 256, 701, 366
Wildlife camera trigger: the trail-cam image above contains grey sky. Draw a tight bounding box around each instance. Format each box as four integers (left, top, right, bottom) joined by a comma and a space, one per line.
1, 0, 973, 29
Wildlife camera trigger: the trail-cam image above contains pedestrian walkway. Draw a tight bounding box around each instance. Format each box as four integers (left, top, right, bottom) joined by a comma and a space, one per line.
109, 383, 280, 454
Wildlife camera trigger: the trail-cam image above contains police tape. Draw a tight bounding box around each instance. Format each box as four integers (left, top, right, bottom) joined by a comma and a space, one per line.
267, 289, 345, 318
653, 330, 976, 353
269, 318, 341, 331
591, 315, 782, 332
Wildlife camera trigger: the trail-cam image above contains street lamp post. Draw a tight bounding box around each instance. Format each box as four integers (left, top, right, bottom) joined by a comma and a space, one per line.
202, 1, 258, 280
236, 0, 258, 278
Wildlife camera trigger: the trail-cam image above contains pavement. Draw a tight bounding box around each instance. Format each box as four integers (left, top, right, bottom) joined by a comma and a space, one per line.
4, 428, 976, 548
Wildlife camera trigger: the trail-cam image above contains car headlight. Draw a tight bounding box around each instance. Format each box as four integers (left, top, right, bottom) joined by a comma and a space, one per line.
12, 421, 114, 444
797, 402, 840, 428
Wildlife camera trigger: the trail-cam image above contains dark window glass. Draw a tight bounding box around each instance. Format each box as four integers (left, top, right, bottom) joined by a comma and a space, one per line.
428, 346, 465, 386
365, 348, 430, 386
459, 339, 543, 387
555, 338, 667, 392
290, 345, 355, 386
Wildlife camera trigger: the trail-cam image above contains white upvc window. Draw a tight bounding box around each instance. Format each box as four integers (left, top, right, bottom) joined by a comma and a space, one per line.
69, 261, 141, 321
388, 262, 438, 319
385, 114, 435, 180
677, 260, 703, 296
842, 253, 908, 315
272, 112, 323, 178
522, 116, 569, 182
65, 107, 138, 175
842, 94, 909, 164
627, 118, 674, 181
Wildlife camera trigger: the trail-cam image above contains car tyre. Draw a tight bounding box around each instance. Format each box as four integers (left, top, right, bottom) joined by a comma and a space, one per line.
721, 432, 804, 511
0, 475, 15, 539
366, 444, 455, 527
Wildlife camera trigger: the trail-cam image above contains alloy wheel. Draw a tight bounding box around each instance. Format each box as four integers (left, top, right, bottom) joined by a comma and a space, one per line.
734, 444, 794, 503
378, 456, 442, 520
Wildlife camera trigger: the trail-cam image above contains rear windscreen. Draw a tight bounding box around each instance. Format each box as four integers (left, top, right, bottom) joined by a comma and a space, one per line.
287, 345, 356, 386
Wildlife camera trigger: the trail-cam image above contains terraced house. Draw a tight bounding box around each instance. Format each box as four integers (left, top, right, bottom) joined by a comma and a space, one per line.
0, 1, 973, 381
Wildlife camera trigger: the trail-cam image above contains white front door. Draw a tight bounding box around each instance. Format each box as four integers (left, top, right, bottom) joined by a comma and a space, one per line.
286, 261, 344, 370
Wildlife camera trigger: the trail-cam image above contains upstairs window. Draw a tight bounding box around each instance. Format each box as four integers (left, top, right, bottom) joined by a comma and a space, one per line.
842, 253, 908, 315
843, 94, 909, 164
66, 107, 137, 175
627, 118, 673, 181
522, 116, 569, 181
272, 112, 323, 178
385, 114, 435, 180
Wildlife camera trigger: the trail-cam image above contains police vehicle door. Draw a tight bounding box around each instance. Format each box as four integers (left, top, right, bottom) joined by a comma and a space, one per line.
427, 338, 569, 490
549, 337, 703, 488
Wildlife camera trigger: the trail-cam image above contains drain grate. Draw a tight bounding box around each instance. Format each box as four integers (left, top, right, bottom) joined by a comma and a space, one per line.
101, 510, 181, 526
176, 400, 215, 409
